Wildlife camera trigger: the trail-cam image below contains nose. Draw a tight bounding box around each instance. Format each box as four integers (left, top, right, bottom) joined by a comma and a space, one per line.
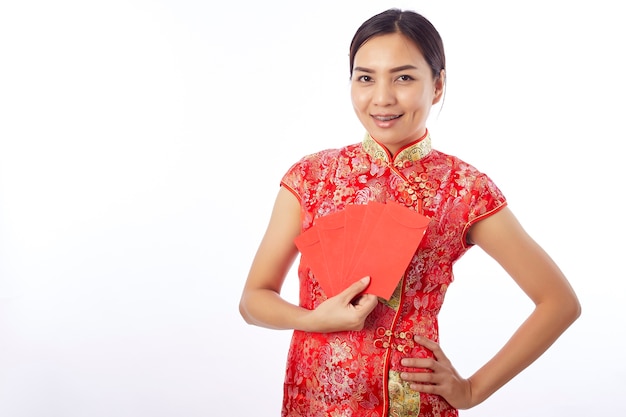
372, 81, 395, 106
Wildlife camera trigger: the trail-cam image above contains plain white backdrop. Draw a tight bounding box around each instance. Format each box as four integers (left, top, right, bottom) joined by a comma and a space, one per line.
0, 0, 624, 416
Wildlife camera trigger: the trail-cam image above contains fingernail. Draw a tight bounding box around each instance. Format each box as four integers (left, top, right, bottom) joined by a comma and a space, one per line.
360, 276, 370, 284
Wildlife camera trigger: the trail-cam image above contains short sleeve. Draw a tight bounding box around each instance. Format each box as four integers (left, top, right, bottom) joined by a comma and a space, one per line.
461, 172, 507, 247
280, 159, 306, 204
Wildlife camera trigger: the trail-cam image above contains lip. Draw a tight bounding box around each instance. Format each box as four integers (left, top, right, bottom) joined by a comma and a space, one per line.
371, 113, 402, 128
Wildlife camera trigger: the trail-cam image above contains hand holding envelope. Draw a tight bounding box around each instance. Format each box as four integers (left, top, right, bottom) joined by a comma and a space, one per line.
294, 201, 430, 300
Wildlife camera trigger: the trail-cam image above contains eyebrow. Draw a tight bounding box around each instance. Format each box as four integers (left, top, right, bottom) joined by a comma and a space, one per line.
353, 65, 419, 73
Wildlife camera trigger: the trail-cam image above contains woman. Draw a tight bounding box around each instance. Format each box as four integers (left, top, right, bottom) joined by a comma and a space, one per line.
239, 8, 580, 417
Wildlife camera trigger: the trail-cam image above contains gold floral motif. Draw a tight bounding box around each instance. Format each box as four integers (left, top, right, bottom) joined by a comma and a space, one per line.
362, 133, 432, 167
388, 370, 421, 416
380, 278, 403, 310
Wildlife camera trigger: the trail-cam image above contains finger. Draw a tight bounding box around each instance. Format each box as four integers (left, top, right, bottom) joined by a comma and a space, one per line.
401, 357, 436, 371
340, 276, 370, 301
353, 293, 378, 312
400, 369, 436, 384
408, 381, 440, 395
413, 335, 437, 349
414, 335, 450, 365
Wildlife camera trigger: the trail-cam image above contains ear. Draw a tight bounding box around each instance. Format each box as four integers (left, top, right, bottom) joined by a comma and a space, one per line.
432, 69, 446, 105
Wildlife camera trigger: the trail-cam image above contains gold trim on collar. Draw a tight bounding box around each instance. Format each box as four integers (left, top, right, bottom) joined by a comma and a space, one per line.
362, 132, 432, 167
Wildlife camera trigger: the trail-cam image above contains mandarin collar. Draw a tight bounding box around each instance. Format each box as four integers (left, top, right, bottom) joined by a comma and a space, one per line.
362, 130, 432, 168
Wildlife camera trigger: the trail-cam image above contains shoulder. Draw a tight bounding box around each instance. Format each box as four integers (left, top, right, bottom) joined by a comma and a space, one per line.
295, 142, 362, 165
428, 149, 482, 173
280, 142, 363, 195
427, 148, 507, 223
284, 143, 363, 178
427, 149, 500, 187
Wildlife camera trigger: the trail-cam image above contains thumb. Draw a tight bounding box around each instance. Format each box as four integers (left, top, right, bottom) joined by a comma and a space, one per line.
341, 276, 371, 299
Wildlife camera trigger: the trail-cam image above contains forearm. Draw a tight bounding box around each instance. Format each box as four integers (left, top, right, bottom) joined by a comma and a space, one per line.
467, 298, 580, 406
239, 288, 312, 331
240, 277, 378, 333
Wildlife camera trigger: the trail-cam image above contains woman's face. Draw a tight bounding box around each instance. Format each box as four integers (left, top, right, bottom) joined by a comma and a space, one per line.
351, 32, 443, 156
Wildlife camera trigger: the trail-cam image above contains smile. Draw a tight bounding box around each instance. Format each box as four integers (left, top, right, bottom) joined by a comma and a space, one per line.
372, 114, 402, 121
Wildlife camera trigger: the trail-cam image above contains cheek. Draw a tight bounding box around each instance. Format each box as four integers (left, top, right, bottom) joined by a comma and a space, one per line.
398, 90, 425, 110
350, 88, 368, 111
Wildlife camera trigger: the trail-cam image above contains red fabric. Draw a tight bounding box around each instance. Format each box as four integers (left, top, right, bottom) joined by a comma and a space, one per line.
280, 134, 506, 416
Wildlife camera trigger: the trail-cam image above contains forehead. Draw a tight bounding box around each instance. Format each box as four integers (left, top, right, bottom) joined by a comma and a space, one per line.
353, 32, 427, 69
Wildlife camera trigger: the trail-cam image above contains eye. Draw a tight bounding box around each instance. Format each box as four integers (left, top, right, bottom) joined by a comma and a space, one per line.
397, 75, 414, 82
357, 75, 373, 82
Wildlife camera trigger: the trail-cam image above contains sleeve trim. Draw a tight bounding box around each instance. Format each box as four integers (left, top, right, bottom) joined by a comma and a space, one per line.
280, 181, 302, 205
461, 201, 508, 249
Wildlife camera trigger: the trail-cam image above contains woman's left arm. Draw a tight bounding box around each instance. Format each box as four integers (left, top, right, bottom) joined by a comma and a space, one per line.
400, 206, 581, 409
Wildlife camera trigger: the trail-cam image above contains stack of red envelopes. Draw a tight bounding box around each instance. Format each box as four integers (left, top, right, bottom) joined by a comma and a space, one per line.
294, 201, 430, 300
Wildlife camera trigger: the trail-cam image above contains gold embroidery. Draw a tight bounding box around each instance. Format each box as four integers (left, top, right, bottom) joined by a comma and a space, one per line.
380, 279, 403, 310
388, 370, 421, 416
362, 132, 432, 167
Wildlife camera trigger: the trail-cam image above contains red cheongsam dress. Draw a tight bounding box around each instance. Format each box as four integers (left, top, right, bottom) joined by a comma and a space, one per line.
280, 131, 507, 417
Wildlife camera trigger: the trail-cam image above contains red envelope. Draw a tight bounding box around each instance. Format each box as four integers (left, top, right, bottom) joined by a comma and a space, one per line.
341, 204, 368, 280
348, 201, 431, 299
314, 210, 346, 294
294, 201, 430, 300
293, 226, 333, 293
343, 203, 382, 279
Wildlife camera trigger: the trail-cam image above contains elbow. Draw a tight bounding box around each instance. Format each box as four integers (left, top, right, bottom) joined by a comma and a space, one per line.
571, 297, 582, 322
239, 306, 255, 326
238, 296, 254, 325
562, 292, 582, 326
539, 289, 581, 330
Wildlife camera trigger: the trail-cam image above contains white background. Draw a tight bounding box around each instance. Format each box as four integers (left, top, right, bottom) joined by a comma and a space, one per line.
0, 0, 624, 416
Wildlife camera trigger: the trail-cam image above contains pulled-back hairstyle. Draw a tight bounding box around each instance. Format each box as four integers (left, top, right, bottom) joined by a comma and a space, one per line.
349, 9, 446, 82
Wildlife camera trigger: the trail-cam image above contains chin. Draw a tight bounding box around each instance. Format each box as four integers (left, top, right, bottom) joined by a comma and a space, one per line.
371, 131, 403, 143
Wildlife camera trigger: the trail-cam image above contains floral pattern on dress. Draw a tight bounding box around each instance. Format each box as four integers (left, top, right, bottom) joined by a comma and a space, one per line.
280, 132, 506, 417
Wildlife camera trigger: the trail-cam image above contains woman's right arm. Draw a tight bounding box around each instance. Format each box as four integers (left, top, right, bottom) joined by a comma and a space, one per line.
239, 187, 377, 332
